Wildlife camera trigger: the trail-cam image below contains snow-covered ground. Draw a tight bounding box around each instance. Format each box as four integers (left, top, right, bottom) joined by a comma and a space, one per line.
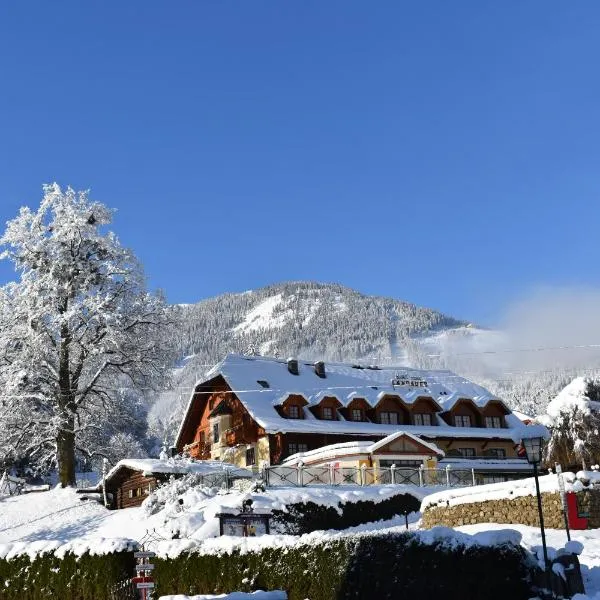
422, 471, 599, 510
0, 483, 424, 558
2, 482, 600, 597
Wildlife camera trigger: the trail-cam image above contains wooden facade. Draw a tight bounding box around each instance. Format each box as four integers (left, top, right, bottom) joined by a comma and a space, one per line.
175, 370, 522, 469
104, 467, 164, 509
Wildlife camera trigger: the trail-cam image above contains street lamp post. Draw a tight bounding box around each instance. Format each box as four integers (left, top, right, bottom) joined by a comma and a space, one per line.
521, 435, 552, 598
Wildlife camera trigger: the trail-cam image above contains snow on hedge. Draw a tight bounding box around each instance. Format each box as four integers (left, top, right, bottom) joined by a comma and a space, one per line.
152, 523, 524, 560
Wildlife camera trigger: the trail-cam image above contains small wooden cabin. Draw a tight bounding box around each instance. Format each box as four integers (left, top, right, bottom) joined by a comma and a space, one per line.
100, 458, 252, 509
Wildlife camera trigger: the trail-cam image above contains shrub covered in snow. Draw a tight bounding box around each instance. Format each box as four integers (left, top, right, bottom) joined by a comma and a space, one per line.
152, 529, 535, 600
143, 473, 224, 517
270, 493, 421, 535
542, 377, 600, 470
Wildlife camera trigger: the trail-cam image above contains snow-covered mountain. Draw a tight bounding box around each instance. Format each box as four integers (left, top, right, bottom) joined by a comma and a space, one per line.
148, 281, 600, 442
149, 282, 489, 438
176, 281, 476, 364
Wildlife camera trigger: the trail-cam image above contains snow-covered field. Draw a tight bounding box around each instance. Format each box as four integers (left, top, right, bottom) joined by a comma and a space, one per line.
0, 483, 424, 558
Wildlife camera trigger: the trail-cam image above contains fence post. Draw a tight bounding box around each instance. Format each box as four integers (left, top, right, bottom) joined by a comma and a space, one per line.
102, 458, 109, 508
261, 464, 268, 488
360, 464, 366, 486
298, 462, 304, 487
390, 464, 396, 485
446, 465, 451, 487
328, 463, 334, 485
471, 468, 476, 487
419, 465, 424, 487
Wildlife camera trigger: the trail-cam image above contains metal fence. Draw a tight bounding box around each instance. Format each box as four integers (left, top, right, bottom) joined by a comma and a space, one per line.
262, 465, 476, 488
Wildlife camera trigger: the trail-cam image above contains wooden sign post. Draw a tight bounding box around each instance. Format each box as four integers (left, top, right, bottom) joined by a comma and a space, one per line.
133, 550, 156, 600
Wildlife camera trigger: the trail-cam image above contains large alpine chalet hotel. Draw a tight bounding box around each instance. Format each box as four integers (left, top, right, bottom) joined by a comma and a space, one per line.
176, 354, 534, 484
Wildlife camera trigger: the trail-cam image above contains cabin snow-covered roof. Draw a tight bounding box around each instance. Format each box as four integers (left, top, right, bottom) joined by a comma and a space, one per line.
176, 354, 534, 445
282, 431, 444, 466
104, 458, 252, 483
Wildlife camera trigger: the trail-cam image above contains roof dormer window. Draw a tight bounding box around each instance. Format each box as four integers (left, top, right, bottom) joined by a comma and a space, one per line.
351, 408, 363, 422
288, 405, 301, 419
485, 416, 503, 428
322, 406, 334, 420
380, 411, 399, 425
455, 415, 471, 428
413, 413, 432, 426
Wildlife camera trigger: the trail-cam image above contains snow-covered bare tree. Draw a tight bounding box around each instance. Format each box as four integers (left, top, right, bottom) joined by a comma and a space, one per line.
544, 406, 600, 471
542, 378, 600, 470
0, 184, 176, 486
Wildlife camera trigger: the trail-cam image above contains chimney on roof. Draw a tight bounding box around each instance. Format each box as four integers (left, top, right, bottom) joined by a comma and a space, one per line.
314, 361, 326, 378
287, 358, 299, 375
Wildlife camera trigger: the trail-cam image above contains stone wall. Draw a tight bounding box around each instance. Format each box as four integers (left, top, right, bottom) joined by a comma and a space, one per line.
421, 489, 600, 529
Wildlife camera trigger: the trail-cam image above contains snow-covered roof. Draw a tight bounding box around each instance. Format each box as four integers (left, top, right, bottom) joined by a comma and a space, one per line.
282, 431, 444, 466
511, 410, 533, 423
281, 440, 373, 465
177, 354, 535, 445
104, 458, 252, 483
368, 430, 443, 455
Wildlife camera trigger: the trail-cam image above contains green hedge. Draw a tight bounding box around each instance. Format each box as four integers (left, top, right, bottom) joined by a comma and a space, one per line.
270, 493, 422, 534
0, 531, 535, 600
0, 550, 134, 600
154, 531, 535, 600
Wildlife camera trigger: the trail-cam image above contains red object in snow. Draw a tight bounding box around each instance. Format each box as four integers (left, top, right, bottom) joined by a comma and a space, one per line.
566, 491, 589, 530
131, 575, 153, 584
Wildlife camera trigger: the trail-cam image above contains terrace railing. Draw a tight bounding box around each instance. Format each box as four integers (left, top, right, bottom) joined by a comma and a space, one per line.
262, 464, 478, 488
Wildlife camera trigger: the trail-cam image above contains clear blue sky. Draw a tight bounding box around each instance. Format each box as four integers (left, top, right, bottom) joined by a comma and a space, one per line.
0, 1, 599, 325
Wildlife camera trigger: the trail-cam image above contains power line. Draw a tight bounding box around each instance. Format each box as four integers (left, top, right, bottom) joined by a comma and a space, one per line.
4, 364, 600, 400
176, 342, 600, 368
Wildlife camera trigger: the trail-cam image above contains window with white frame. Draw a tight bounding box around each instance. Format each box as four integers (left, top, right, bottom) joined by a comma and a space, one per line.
458, 448, 476, 458
413, 413, 432, 426
322, 406, 334, 420
454, 415, 471, 427
380, 411, 399, 424
287, 405, 301, 419
351, 408, 363, 421
485, 448, 506, 458
484, 416, 503, 428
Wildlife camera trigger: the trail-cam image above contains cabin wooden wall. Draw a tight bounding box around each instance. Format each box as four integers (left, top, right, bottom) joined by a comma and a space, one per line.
106, 469, 159, 509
